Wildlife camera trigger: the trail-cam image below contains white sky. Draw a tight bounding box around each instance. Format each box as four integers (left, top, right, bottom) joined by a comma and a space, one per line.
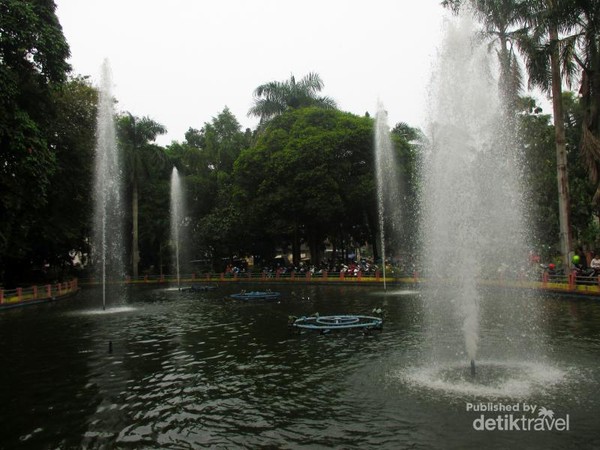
54, 1, 448, 145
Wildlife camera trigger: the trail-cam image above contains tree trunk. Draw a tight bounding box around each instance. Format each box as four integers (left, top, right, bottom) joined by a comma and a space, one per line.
549, 23, 573, 268
132, 180, 140, 278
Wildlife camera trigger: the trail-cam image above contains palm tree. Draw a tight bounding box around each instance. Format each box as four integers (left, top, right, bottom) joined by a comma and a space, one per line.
444, 1, 527, 106
117, 113, 167, 279
516, 0, 579, 266
477, 1, 530, 112
248, 72, 337, 123
443, 0, 577, 266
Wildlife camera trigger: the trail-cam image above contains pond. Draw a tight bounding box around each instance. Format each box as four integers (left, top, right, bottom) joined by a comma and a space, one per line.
0, 284, 598, 449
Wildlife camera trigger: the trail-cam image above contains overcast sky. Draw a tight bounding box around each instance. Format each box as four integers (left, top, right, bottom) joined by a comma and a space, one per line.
54, 1, 449, 145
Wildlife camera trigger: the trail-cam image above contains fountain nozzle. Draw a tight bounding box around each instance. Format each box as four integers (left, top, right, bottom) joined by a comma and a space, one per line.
470, 359, 476, 376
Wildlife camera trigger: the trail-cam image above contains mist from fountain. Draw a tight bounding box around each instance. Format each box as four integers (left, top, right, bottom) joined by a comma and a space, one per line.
374, 102, 404, 290
92, 60, 124, 310
419, 10, 541, 376
170, 167, 184, 287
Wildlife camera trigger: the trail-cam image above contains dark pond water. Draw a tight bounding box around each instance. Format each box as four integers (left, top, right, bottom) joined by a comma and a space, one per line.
0, 284, 599, 449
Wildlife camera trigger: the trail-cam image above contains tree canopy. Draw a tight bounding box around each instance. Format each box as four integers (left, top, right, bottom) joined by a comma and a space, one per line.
235, 107, 378, 265
0, 0, 72, 286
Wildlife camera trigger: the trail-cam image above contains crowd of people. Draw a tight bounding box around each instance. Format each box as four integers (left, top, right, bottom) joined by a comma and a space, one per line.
221, 248, 600, 284
260, 259, 382, 277
538, 247, 600, 283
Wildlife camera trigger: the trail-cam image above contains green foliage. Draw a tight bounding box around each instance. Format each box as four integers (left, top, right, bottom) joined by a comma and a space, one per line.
0, 0, 71, 285
520, 93, 597, 254
234, 107, 377, 265
118, 114, 167, 186
29, 76, 98, 266
563, 92, 597, 246
390, 122, 423, 254
137, 165, 170, 275
518, 97, 559, 250
165, 108, 251, 270
117, 113, 167, 277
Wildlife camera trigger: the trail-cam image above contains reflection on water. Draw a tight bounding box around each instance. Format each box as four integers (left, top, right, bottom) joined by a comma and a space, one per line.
74, 306, 138, 316
369, 288, 420, 296
0, 285, 598, 449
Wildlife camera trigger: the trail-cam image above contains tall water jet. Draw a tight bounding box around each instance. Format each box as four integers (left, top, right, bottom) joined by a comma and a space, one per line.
170, 167, 184, 287
92, 60, 124, 310
420, 11, 533, 371
374, 102, 403, 289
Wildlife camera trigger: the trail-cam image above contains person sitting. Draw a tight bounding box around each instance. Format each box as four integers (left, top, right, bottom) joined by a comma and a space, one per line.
590, 252, 600, 276
572, 254, 583, 271
572, 253, 594, 280
576, 247, 589, 271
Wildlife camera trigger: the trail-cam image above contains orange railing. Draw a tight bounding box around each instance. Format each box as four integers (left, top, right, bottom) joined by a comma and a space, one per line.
0, 279, 79, 308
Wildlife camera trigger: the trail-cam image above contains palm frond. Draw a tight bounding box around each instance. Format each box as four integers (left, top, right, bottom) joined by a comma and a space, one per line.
560, 34, 580, 88
516, 34, 552, 92
248, 72, 335, 123
316, 96, 337, 109
299, 72, 324, 95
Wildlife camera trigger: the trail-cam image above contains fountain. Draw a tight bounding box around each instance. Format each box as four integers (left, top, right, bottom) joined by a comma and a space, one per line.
374, 102, 403, 290
170, 167, 184, 287
416, 9, 547, 389
92, 59, 124, 310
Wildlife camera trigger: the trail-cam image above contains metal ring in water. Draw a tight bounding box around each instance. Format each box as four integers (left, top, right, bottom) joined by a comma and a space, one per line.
316, 316, 361, 325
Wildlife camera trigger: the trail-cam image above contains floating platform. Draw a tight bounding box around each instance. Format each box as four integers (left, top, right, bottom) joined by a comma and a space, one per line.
180, 284, 217, 292
229, 291, 281, 301
291, 314, 383, 332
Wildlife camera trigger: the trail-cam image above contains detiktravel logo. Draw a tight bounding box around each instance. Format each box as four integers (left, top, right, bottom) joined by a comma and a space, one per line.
466, 402, 570, 431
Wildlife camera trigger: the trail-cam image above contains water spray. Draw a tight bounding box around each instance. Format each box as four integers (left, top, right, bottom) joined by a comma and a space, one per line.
374, 103, 400, 292
171, 167, 183, 290
93, 59, 124, 311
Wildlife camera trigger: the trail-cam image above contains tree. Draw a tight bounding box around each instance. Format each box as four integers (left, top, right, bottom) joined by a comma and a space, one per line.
390, 122, 423, 255
137, 159, 170, 276
519, 96, 561, 252
248, 73, 337, 124
201, 107, 249, 173
117, 114, 166, 278
443, 0, 526, 111
517, 0, 579, 265
30, 76, 98, 277
563, 91, 598, 246
234, 107, 375, 266
442, 0, 578, 266
520, 93, 597, 256
0, 0, 71, 285
166, 108, 251, 271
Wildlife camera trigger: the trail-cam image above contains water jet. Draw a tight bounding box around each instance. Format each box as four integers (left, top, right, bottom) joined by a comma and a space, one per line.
170, 167, 184, 288
420, 9, 537, 388
92, 59, 124, 310
374, 102, 403, 291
